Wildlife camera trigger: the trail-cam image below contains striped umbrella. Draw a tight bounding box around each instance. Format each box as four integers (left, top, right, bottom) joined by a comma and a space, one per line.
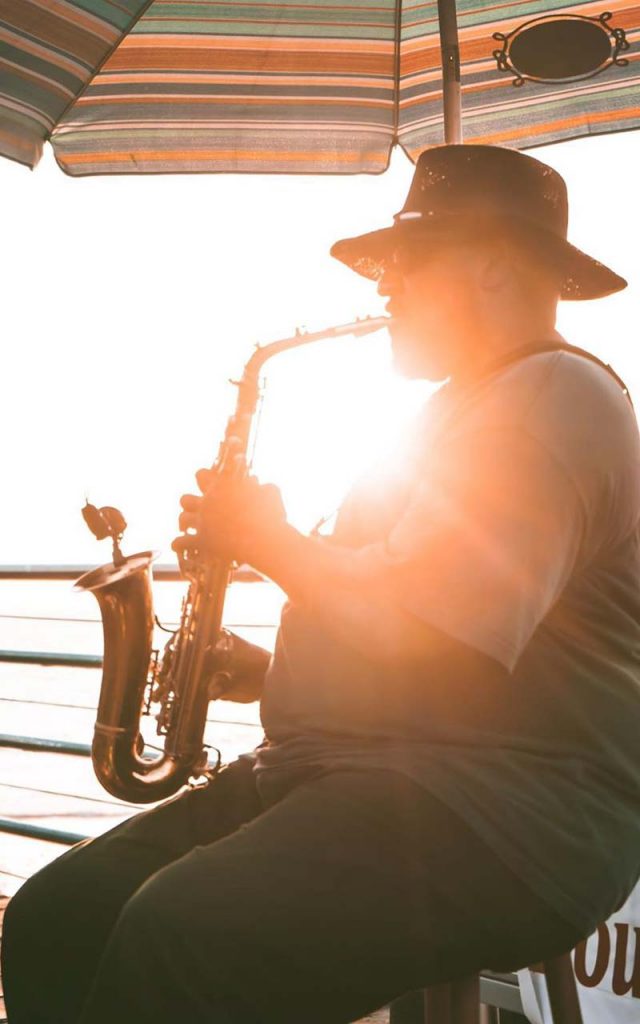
1, 0, 638, 175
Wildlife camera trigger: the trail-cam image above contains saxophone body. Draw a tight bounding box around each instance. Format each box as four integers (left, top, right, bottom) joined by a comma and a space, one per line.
76, 316, 390, 803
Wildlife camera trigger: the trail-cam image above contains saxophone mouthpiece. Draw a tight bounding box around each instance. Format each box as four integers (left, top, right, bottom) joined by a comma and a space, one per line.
82, 501, 110, 541
82, 502, 127, 542
82, 503, 127, 567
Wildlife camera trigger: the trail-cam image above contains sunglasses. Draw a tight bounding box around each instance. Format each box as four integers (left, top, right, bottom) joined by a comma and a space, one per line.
388, 235, 472, 276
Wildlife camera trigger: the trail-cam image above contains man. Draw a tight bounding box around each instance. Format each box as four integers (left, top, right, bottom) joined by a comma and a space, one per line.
3, 145, 640, 1024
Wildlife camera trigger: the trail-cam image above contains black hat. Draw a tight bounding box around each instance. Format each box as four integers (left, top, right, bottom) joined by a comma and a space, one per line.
331, 145, 626, 301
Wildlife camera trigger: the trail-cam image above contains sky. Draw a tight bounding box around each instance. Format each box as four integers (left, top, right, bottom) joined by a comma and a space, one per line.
0, 131, 638, 565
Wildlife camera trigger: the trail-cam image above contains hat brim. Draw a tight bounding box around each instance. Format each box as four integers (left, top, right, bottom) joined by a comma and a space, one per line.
330, 218, 627, 301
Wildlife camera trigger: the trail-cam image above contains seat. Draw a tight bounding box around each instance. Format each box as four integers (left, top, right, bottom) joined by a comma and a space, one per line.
391, 950, 583, 1023
427, 952, 582, 1023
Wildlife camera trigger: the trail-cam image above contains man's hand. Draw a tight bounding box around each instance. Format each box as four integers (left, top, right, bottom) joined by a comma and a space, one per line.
171, 467, 289, 576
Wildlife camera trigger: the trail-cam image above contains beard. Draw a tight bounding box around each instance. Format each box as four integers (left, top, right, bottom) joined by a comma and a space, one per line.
389, 319, 453, 382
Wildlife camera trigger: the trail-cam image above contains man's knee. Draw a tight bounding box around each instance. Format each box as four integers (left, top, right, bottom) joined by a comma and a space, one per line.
1, 846, 79, 941
1, 887, 27, 953
0, 866, 74, 1017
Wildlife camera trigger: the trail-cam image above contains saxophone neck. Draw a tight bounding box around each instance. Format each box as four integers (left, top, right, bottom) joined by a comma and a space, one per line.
220, 314, 392, 464
244, 314, 391, 380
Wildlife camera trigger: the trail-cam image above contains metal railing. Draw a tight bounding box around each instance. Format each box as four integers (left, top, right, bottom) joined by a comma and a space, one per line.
0, 564, 265, 848
0, 564, 261, 582
0, 650, 101, 668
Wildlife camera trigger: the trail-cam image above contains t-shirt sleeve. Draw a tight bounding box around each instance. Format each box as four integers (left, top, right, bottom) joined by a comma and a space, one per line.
375, 428, 587, 671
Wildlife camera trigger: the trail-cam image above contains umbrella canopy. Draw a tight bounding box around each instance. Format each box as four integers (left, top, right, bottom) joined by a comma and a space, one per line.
1, 0, 638, 175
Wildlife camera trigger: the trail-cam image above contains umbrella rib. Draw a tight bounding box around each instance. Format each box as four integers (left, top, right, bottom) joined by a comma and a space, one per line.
48, 0, 160, 144
393, 0, 403, 145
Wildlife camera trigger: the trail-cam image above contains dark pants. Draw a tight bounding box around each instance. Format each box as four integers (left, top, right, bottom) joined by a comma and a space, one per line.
1, 760, 583, 1024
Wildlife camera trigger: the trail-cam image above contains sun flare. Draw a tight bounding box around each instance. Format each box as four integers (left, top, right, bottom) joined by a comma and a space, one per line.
249, 328, 433, 534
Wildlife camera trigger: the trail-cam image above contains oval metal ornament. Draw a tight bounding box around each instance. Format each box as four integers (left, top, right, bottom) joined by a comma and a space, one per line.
493, 12, 629, 87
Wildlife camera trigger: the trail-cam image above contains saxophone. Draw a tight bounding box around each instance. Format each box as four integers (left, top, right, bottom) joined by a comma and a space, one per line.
76, 316, 390, 803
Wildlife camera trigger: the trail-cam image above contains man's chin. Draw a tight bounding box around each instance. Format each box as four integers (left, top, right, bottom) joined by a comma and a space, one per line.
390, 327, 449, 382
392, 349, 424, 380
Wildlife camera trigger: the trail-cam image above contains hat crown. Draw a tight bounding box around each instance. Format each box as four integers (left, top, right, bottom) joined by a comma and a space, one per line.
398, 144, 569, 240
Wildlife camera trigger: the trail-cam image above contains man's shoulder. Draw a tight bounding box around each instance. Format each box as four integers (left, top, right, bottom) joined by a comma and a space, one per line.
478, 347, 638, 466
439, 347, 640, 527
525, 349, 636, 463
530, 346, 628, 407
495, 346, 626, 410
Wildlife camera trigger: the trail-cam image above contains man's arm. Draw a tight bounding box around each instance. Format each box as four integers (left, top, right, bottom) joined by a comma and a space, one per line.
174, 474, 457, 669
176, 426, 584, 689
247, 524, 459, 667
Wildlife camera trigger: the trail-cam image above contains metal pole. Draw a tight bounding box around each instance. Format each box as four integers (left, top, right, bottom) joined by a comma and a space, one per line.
0, 734, 92, 756
0, 649, 102, 668
0, 818, 88, 845
436, 0, 462, 143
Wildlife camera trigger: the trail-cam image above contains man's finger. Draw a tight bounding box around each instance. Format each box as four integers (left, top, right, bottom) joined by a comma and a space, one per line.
172, 535, 197, 555
178, 510, 198, 533
179, 493, 201, 512
196, 467, 214, 493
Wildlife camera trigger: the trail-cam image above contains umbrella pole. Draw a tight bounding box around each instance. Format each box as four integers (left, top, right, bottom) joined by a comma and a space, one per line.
437, 0, 462, 143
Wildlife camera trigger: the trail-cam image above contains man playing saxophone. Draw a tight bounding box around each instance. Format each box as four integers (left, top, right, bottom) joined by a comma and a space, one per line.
3, 144, 640, 1024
